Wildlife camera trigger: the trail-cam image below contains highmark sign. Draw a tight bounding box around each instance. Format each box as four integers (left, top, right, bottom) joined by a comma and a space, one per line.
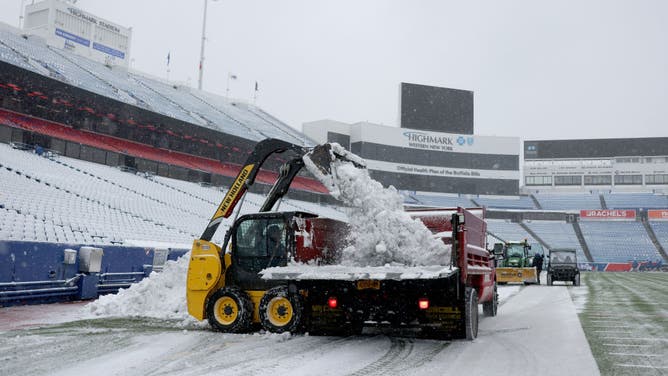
402, 131, 474, 152
353, 124, 518, 155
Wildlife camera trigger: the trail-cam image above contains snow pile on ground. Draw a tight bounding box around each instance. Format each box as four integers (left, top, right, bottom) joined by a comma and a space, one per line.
303, 143, 450, 266
82, 253, 196, 324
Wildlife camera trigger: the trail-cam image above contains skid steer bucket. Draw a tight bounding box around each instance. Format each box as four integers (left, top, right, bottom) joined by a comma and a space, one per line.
304, 143, 366, 177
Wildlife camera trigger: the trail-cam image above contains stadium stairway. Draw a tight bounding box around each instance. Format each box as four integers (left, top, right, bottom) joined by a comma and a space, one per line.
641, 219, 668, 262
572, 221, 595, 262
529, 194, 543, 210
518, 222, 552, 255
598, 194, 608, 210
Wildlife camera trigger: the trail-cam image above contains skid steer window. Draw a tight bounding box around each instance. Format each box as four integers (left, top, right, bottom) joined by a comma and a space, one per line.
235, 218, 288, 274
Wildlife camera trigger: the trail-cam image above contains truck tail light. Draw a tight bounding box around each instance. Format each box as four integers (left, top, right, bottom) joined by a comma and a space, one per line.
328, 297, 338, 309
418, 298, 429, 310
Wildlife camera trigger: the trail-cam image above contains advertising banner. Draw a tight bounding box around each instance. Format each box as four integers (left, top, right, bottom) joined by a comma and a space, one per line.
365, 160, 518, 180
648, 209, 668, 221
579, 209, 636, 220
93, 42, 125, 59
351, 123, 519, 156
55, 28, 90, 47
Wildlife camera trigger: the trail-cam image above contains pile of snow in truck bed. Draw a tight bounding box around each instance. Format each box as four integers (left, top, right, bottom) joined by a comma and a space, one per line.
303, 143, 451, 267
261, 264, 457, 281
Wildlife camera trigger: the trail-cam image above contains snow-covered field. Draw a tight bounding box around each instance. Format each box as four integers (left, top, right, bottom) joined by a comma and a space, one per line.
0, 276, 604, 376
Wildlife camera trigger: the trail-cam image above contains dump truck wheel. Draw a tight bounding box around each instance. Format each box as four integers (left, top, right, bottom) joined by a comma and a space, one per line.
206, 287, 253, 333
259, 286, 303, 333
547, 273, 553, 286
464, 287, 479, 340
573, 274, 580, 286
483, 284, 498, 317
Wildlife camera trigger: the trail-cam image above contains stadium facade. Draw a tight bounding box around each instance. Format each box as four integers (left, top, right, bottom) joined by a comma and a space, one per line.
304, 82, 519, 196
524, 138, 668, 193
303, 120, 520, 195
23, 0, 132, 68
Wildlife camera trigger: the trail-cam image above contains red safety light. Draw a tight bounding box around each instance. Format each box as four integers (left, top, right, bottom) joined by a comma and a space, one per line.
418, 298, 430, 310
328, 297, 338, 309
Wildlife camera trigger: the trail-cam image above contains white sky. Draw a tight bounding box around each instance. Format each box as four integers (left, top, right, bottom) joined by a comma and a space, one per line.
1, 0, 666, 140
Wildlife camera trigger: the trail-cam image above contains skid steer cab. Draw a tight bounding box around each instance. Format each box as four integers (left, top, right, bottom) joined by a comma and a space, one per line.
188, 211, 336, 333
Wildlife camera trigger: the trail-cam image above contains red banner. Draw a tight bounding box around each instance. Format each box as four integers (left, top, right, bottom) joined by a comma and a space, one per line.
579, 209, 636, 220
648, 209, 668, 221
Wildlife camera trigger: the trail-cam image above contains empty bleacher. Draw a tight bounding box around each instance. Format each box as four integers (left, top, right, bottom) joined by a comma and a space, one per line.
579, 221, 661, 263
0, 144, 345, 246
409, 194, 476, 208
486, 219, 536, 243
524, 220, 587, 262
0, 24, 310, 147
473, 196, 535, 210
0, 29, 124, 101
603, 192, 668, 209
533, 192, 602, 210
0, 110, 328, 194
649, 222, 668, 255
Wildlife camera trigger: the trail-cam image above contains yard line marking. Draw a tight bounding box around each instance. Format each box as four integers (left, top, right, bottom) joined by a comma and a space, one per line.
586, 326, 633, 329
607, 353, 661, 357
589, 319, 624, 321
592, 330, 634, 334
615, 364, 668, 370
600, 337, 668, 342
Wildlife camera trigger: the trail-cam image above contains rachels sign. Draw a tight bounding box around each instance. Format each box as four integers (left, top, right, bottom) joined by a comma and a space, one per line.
580, 209, 636, 220
648, 210, 668, 221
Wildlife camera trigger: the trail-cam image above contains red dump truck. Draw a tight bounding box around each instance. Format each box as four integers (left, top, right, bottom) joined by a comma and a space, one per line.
186, 139, 497, 339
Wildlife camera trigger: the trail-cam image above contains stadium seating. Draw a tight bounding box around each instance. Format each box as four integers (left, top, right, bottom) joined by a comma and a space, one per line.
0, 25, 310, 146
603, 192, 668, 209
473, 196, 535, 210
649, 222, 668, 255
0, 110, 328, 193
533, 193, 602, 210
579, 221, 661, 263
0, 38, 38, 73
0, 144, 345, 246
523, 220, 587, 262
409, 194, 476, 208
0, 30, 124, 101
486, 219, 536, 243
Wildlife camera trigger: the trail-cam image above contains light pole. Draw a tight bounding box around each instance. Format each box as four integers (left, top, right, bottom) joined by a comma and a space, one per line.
198, 0, 218, 91
19, 0, 29, 29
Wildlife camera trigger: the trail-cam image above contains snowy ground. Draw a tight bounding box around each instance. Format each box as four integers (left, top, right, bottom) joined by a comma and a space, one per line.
0, 277, 602, 376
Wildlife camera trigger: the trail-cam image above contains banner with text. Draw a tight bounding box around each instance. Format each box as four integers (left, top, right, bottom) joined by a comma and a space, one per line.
648, 209, 668, 221
579, 209, 636, 221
